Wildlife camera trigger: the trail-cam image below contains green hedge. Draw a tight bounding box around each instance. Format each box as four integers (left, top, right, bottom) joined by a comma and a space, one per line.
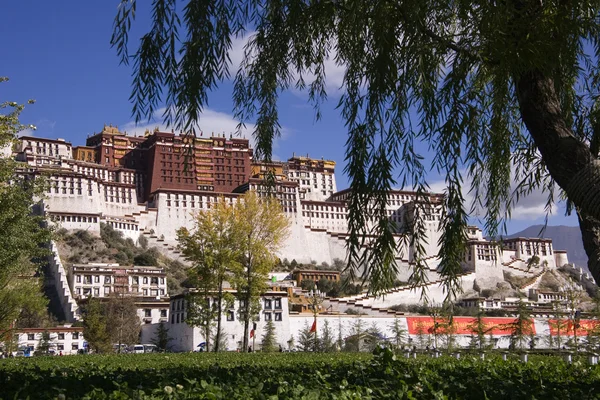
0, 351, 598, 399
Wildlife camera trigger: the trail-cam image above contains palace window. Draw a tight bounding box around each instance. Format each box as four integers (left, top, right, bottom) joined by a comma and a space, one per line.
264, 299, 272, 310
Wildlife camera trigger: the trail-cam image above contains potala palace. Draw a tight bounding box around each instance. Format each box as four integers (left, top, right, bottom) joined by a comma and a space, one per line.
5, 125, 599, 354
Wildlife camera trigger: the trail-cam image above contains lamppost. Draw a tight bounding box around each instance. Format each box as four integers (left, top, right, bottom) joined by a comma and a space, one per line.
307, 289, 325, 352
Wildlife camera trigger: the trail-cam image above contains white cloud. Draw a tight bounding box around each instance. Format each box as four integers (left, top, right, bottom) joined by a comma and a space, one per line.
121, 108, 254, 140
427, 166, 559, 223
119, 107, 291, 152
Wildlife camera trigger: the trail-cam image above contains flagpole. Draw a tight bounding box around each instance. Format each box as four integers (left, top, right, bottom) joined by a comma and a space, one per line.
313, 315, 318, 352
308, 289, 325, 352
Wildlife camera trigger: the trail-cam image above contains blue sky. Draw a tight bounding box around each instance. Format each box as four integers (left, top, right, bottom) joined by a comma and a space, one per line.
2, 1, 578, 234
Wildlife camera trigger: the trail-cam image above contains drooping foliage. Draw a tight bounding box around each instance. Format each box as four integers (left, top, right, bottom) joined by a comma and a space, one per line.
0, 77, 51, 338
113, 1, 600, 298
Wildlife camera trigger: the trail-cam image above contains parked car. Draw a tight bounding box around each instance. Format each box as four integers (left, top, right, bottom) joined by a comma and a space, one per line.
129, 345, 145, 354
143, 344, 157, 353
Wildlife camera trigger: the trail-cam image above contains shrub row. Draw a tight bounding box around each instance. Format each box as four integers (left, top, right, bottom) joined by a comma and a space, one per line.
0, 351, 598, 399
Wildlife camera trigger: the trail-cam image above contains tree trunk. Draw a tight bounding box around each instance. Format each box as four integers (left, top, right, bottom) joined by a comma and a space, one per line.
241, 253, 253, 350
215, 278, 223, 352
515, 70, 600, 284
577, 211, 600, 277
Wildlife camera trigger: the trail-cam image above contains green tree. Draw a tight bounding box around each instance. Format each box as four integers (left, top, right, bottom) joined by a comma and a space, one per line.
389, 318, 408, 350
177, 197, 240, 352
585, 290, 600, 352
563, 279, 585, 352
0, 77, 51, 341
185, 293, 217, 352
297, 321, 315, 352
133, 252, 158, 266
415, 323, 431, 350
34, 331, 53, 356
344, 318, 365, 352
363, 324, 384, 352
504, 298, 533, 351
104, 294, 141, 351
337, 319, 345, 351
547, 301, 569, 350
151, 321, 172, 352
300, 279, 316, 292
466, 311, 494, 350
230, 191, 290, 351
211, 325, 229, 352
261, 320, 277, 352
114, 1, 600, 296
1, 333, 19, 356
82, 298, 112, 354
319, 320, 336, 352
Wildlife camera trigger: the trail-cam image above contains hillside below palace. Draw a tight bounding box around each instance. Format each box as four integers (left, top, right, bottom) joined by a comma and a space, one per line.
13, 125, 572, 290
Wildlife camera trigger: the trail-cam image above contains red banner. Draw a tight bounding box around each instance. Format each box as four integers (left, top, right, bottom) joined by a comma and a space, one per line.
548, 319, 600, 336
406, 317, 535, 335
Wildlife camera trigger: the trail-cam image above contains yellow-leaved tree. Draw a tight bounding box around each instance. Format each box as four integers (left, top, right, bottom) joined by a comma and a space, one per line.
178, 191, 289, 352
230, 191, 290, 351
177, 197, 240, 352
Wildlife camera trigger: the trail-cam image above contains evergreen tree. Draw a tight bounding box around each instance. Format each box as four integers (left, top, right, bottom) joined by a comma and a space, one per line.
547, 301, 568, 350
344, 318, 365, 352
415, 323, 431, 350
336, 319, 345, 352
298, 321, 315, 352
564, 279, 585, 352
261, 320, 277, 352
319, 320, 335, 352
364, 323, 384, 352
466, 311, 493, 350
428, 306, 445, 349
389, 318, 408, 350
151, 321, 172, 352
82, 298, 112, 354
505, 298, 533, 351
34, 331, 52, 356
585, 290, 600, 352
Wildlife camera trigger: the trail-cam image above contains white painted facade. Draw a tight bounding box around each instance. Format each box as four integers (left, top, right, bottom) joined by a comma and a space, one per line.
162, 291, 291, 352
14, 135, 575, 302
68, 263, 168, 300
0, 327, 86, 356
16, 136, 73, 163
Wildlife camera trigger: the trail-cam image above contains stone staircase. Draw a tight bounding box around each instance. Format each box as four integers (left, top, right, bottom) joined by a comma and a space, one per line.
519, 269, 547, 291
139, 230, 187, 263
326, 271, 477, 313
47, 241, 81, 322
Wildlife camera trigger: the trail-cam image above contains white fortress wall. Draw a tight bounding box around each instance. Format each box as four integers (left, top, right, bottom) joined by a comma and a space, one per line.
473, 259, 507, 288
277, 222, 318, 264
288, 314, 408, 347
501, 249, 517, 263
554, 251, 569, 267
357, 273, 476, 308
